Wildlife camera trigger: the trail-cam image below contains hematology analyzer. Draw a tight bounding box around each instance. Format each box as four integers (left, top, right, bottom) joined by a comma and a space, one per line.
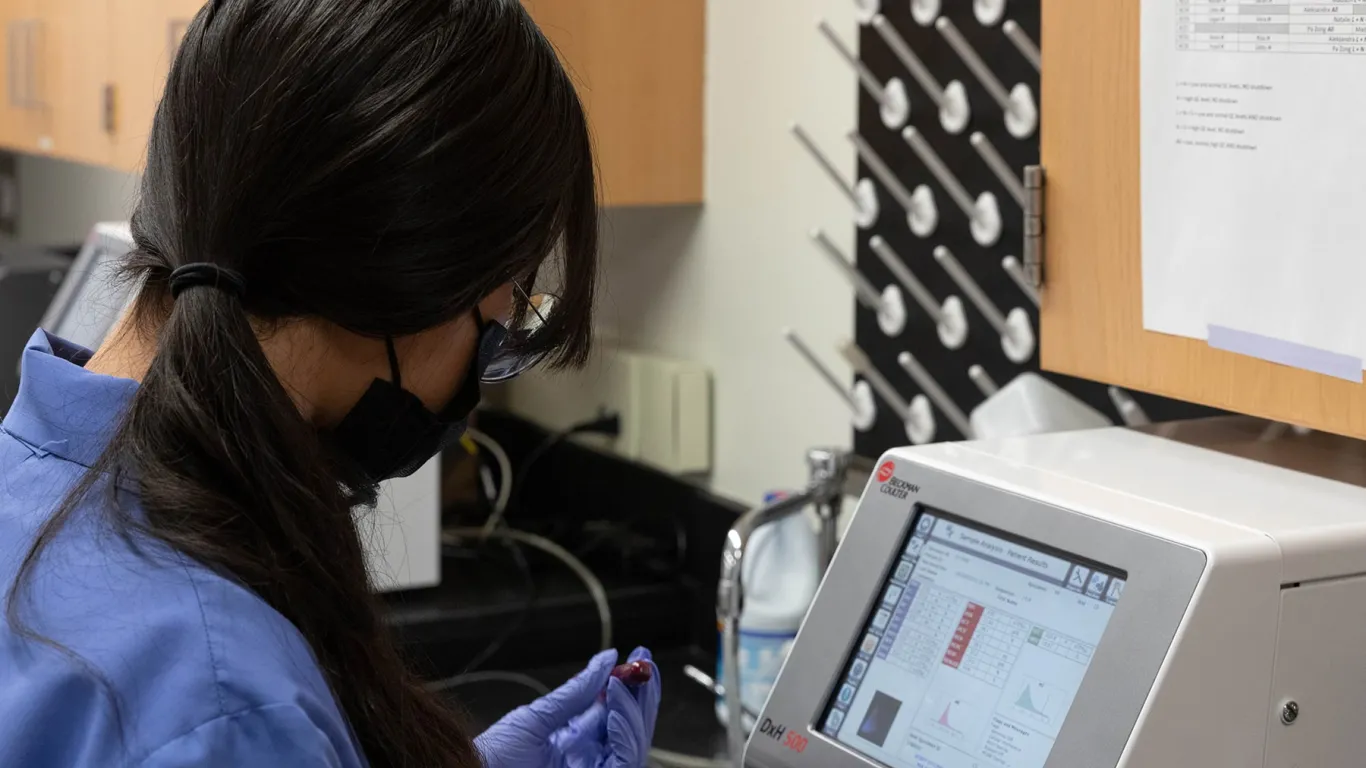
744, 421, 1366, 767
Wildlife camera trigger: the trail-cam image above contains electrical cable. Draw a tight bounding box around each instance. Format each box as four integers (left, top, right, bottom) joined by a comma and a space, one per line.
464, 427, 512, 520
444, 426, 710, 768
478, 464, 498, 505
459, 538, 536, 674
574, 516, 687, 582
442, 420, 616, 693
448, 527, 612, 651
452, 427, 535, 672
489, 412, 621, 535
425, 669, 551, 697
487, 430, 568, 534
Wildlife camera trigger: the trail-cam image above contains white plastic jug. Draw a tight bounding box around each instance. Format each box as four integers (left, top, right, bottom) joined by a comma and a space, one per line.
715, 491, 823, 730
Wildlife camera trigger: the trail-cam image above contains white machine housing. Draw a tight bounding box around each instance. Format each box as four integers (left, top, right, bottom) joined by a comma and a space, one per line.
38, 223, 440, 591
745, 420, 1366, 767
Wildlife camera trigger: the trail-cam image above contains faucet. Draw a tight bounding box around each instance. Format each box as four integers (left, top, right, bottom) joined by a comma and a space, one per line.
716, 448, 869, 767
805, 448, 851, 570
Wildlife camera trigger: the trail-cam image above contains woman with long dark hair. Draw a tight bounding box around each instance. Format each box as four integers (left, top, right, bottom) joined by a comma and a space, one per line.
0, 1, 659, 766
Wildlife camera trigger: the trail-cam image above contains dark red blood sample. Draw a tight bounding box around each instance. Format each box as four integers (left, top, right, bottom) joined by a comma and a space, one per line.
610, 661, 653, 686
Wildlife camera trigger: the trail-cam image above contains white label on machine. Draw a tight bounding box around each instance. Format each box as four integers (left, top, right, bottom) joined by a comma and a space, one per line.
819, 509, 1125, 768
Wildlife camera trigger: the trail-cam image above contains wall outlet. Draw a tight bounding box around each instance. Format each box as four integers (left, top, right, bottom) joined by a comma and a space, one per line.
499, 347, 712, 475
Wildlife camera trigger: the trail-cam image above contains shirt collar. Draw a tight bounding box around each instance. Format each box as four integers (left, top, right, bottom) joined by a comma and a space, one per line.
1, 329, 140, 471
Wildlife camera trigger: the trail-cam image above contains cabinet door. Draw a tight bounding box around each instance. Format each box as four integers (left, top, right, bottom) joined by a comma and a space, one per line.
110, 0, 206, 171
1039, 0, 1366, 439
521, 0, 703, 206
0, 0, 41, 154
40, 0, 113, 166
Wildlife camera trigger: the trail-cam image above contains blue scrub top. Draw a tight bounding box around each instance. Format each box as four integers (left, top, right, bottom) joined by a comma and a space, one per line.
0, 331, 367, 767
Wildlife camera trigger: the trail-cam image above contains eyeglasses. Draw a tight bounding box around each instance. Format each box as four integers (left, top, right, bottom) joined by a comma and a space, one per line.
478, 292, 558, 384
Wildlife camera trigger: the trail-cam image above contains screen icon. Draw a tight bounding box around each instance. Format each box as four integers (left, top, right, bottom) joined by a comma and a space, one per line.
893, 561, 913, 583
860, 632, 881, 655
904, 536, 927, 558
871, 608, 892, 631
882, 584, 904, 607
825, 708, 846, 732
849, 659, 868, 682
1066, 565, 1090, 592
916, 514, 936, 535
1106, 578, 1125, 604
838, 683, 857, 705
1085, 571, 1109, 599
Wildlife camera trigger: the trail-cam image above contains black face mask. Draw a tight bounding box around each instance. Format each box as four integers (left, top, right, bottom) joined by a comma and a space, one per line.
330, 296, 554, 485
330, 312, 489, 484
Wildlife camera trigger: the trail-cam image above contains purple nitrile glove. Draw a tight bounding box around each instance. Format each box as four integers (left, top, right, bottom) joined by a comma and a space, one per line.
594, 647, 663, 768
475, 649, 616, 768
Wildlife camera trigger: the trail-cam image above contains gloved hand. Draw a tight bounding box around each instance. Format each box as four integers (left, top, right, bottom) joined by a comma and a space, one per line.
594, 647, 662, 768
474, 647, 662, 768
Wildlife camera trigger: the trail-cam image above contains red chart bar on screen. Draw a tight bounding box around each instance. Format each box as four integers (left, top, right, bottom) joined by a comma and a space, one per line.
942, 603, 984, 669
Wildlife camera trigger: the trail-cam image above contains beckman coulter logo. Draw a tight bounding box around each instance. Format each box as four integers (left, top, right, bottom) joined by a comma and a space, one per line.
876, 461, 895, 483
877, 460, 919, 499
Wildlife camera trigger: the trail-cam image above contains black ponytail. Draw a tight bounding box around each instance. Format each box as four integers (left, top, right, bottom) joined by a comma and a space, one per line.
7, 1, 598, 765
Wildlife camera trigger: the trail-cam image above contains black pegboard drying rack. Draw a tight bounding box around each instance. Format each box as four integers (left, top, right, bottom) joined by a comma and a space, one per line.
786, 1, 1217, 460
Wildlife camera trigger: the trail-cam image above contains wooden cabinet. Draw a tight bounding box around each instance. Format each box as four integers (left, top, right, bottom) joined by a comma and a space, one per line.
522, 0, 704, 206
44, 0, 114, 166
0, 1, 701, 206
1039, 0, 1366, 439
0, 0, 113, 167
0, 0, 41, 154
109, 0, 204, 170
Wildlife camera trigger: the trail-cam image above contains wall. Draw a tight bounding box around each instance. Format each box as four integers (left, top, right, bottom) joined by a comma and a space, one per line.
581, 1, 862, 504
15, 154, 137, 246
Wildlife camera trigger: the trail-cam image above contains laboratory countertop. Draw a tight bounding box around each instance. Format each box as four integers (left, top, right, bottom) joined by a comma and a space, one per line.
441, 645, 730, 761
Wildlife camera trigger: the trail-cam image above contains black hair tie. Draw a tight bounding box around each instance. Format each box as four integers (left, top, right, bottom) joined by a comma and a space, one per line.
169, 263, 247, 300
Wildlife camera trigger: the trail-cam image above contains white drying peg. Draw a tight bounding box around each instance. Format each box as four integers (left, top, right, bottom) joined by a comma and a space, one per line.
968, 365, 999, 397
969, 132, 1026, 207
818, 19, 910, 130
868, 235, 968, 349
1002, 20, 1041, 71
784, 328, 878, 431
975, 0, 1007, 27
811, 229, 907, 337
934, 245, 1035, 363
910, 0, 941, 27
1258, 422, 1313, 442
898, 351, 976, 439
841, 341, 936, 444
849, 131, 939, 238
852, 0, 881, 25
1107, 387, 1151, 427
791, 123, 880, 229
871, 15, 970, 134
936, 17, 1037, 139
903, 126, 1002, 247
1001, 256, 1040, 306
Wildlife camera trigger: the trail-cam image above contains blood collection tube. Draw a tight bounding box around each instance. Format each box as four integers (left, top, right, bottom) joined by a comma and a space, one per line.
599, 660, 653, 702
611, 661, 653, 687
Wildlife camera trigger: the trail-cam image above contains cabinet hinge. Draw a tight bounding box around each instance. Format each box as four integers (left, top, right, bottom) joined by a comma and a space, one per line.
1023, 165, 1045, 289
